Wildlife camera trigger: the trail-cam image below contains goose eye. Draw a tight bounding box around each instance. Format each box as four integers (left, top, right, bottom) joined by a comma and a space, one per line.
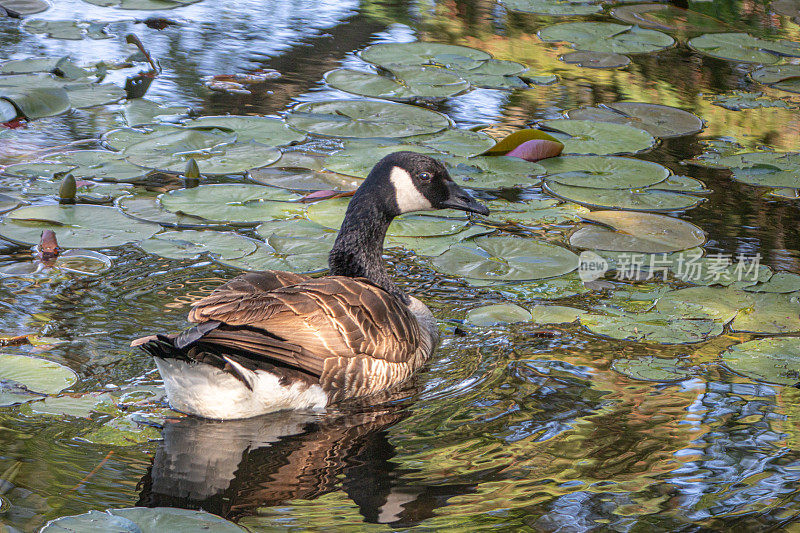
418, 172, 432, 181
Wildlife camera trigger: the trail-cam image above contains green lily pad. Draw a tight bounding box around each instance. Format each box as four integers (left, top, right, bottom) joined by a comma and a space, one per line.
610, 3, 730, 32
285, 100, 451, 138
502, 0, 602, 16
722, 337, 800, 386
565, 102, 704, 139
538, 22, 674, 54
707, 91, 794, 111
441, 154, 545, 188
432, 236, 579, 281
305, 196, 468, 236
0, 194, 24, 214
0, 57, 64, 75
215, 241, 329, 273
570, 211, 706, 253
42, 507, 245, 533
248, 166, 362, 192
538, 119, 656, 155
387, 225, 491, 256
256, 218, 336, 255
159, 185, 301, 224
48, 150, 151, 183
0, 87, 70, 119
0, 0, 49, 15
655, 286, 754, 323
79, 415, 161, 446
324, 144, 437, 178
102, 124, 186, 151
492, 274, 591, 299
81, 0, 203, 9
582, 312, 722, 344
612, 357, 694, 382
64, 82, 126, 109
539, 155, 670, 188
359, 42, 491, 69
706, 152, 800, 188
560, 51, 631, 69
652, 175, 709, 193
465, 303, 532, 326
0, 354, 77, 407
731, 292, 800, 334
751, 65, 800, 94
183, 115, 306, 145
545, 180, 703, 211
116, 194, 225, 228
529, 304, 587, 324
745, 272, 800, 293
448, 60, 531, 89
484, 198, 589, 225
24, 178, 132, 203
23, 392, 117, 418
23, 19, 112, 40
688, 32, 800, 64
0, 204, 160, 248
325, 66, 469, 100
140, 230, 260, 260
767, 187, 800, 200
408, 128, 496, 157
122, 99, 191, 127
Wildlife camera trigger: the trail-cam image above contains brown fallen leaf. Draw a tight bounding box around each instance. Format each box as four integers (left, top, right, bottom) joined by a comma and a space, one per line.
299, 189, 355, 202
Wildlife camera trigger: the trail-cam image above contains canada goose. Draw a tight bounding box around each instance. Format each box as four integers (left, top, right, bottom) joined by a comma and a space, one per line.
133, 151, 489, 420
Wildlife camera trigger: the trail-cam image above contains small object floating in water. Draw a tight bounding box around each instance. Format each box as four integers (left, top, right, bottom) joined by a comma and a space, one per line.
298, 189, 355, 202
203, 70, 281, 94
133, 151, 489, 420
35, 229, 61, 263
481, 128, 564, 162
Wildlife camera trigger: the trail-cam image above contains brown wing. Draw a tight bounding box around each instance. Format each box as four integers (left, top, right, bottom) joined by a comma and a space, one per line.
195, 270, 311, 301
187, 276, 424, 398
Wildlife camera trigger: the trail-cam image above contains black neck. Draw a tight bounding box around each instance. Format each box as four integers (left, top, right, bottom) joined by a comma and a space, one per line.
328, 183, 408, 303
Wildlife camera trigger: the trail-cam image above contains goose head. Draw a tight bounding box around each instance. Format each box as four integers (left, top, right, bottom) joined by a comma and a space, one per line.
361, 151, 489, 217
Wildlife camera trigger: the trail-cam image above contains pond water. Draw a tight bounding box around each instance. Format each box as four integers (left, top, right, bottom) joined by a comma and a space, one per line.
1, 0, 800, 530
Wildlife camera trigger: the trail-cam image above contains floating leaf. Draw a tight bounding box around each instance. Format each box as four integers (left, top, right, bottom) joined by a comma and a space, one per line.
610, 4, 730, 32
432, 236, 579, 281
285, 99, 450, 138
545, 181, 703, 211
538, 119, 656, 155
492, 274, 591, 299
23, 19, 112, 40
46, 150, 151, 183
484, 198, 589, 225
140, 230, 260, 260
215, 241, 328, 273
565, 102, 704, 139
325, 66, 469, 100
529, 304, 587, 324
64, 82, 126, 109
159, 185, 301, 224
655, 286, 753, 323
707, 91, 794, 111
612, 356, 694, 382
324, 144, 437, 178
731, 292, 800, 334
81, 0, 203, 9
483, 129, 562, 156
24, 392, 116, 418
0, 205, 159, 248
121, 99, 190, 127
538, 22, 674, 54
502, 0, 602, 16
0, 87, 70, 119
570, 211, 705, 252
465, 303, 532, 326
722, 337, 800, 386
117, 194, 225, 228
703, 152, 800, 188
410, 128, 496, 157
359, 42, 491, 69
441, 154, 545, 188
183, 115, 306, 145
653, 175, 709, 193
688, 32, 800, 64
582, 312, 722, 344
560, 51, 631, 68
387, 225, 491, 256
42, 507, 245, 533
79, 415, 161, 446
750, 65, 800, 94
0, 354, 77, 407
745, 272, 800, 293
539, 155, 669, 188
248, 166, 362, 192
0, 0, 49, 15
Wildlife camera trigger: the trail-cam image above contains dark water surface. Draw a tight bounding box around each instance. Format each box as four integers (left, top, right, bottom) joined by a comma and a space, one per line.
1, 0, 800, 531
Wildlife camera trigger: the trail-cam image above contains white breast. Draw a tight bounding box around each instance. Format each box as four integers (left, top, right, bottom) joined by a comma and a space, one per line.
154, 358, 328, 420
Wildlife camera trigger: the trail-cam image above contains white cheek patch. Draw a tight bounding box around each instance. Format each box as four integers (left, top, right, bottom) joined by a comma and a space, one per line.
389, 166, 433, 213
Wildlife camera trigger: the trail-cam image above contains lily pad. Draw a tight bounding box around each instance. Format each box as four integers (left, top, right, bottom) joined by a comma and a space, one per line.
538, 22, 675, 54
102, 124, 186, 151
582, 312, 722, 344
0, 354, 77, 407
122, 99, 191, 127
745, 272, 800, 293
688, 32, 800, 64
0, 57, 64, 75
324, 144, 437, 178
655, 286, 753, 323
0, 204, 159, 248
484, 198, 589, 225
610, 4, 730, 32
709, 152, 800, 188
23, 392, 116, 418
159, 185, 301, 224
707, 91, 794, 111
441, 154, 545, 188
23, 19, 111, 40
750, 65, 800, 94
652, 175, 709, 193
465, 303, 532, 326
432, 236, 579, 281
529, 304, 587, 324
325, 66, 469, 100
565, 102, 704, 139
42, 507, 245, 533
569, 211, 706, 253
387, 225, 491, 256
116, 194, 225, 228
731, 292, 800, 334
409, 128, 496, 157
560, 51, 631, 68
722, 337, 800, 386
538, 119, 656, 155
545, 181, 703, 211
359, 42, 491, 69
183, 115, 306, 145
0, 87, 69, 119
0, 0, 49, 15
502, 0, 602, 16
612, 356, 694, 382
48, 150, 151, 183
81, 0, 203, 9
248, 166, 362, 192
64, 82, 126, 109
493, 274, 591, 299
140, 230, 260, 260
215, 241, 329, 273
447, 61, 530, 90
539, 155, 669, 188
285, 100, 450, 138
256, 218, 336, 255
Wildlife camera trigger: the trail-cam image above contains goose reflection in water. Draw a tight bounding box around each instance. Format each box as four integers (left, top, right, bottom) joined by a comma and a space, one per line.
135, 401, 475, 527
